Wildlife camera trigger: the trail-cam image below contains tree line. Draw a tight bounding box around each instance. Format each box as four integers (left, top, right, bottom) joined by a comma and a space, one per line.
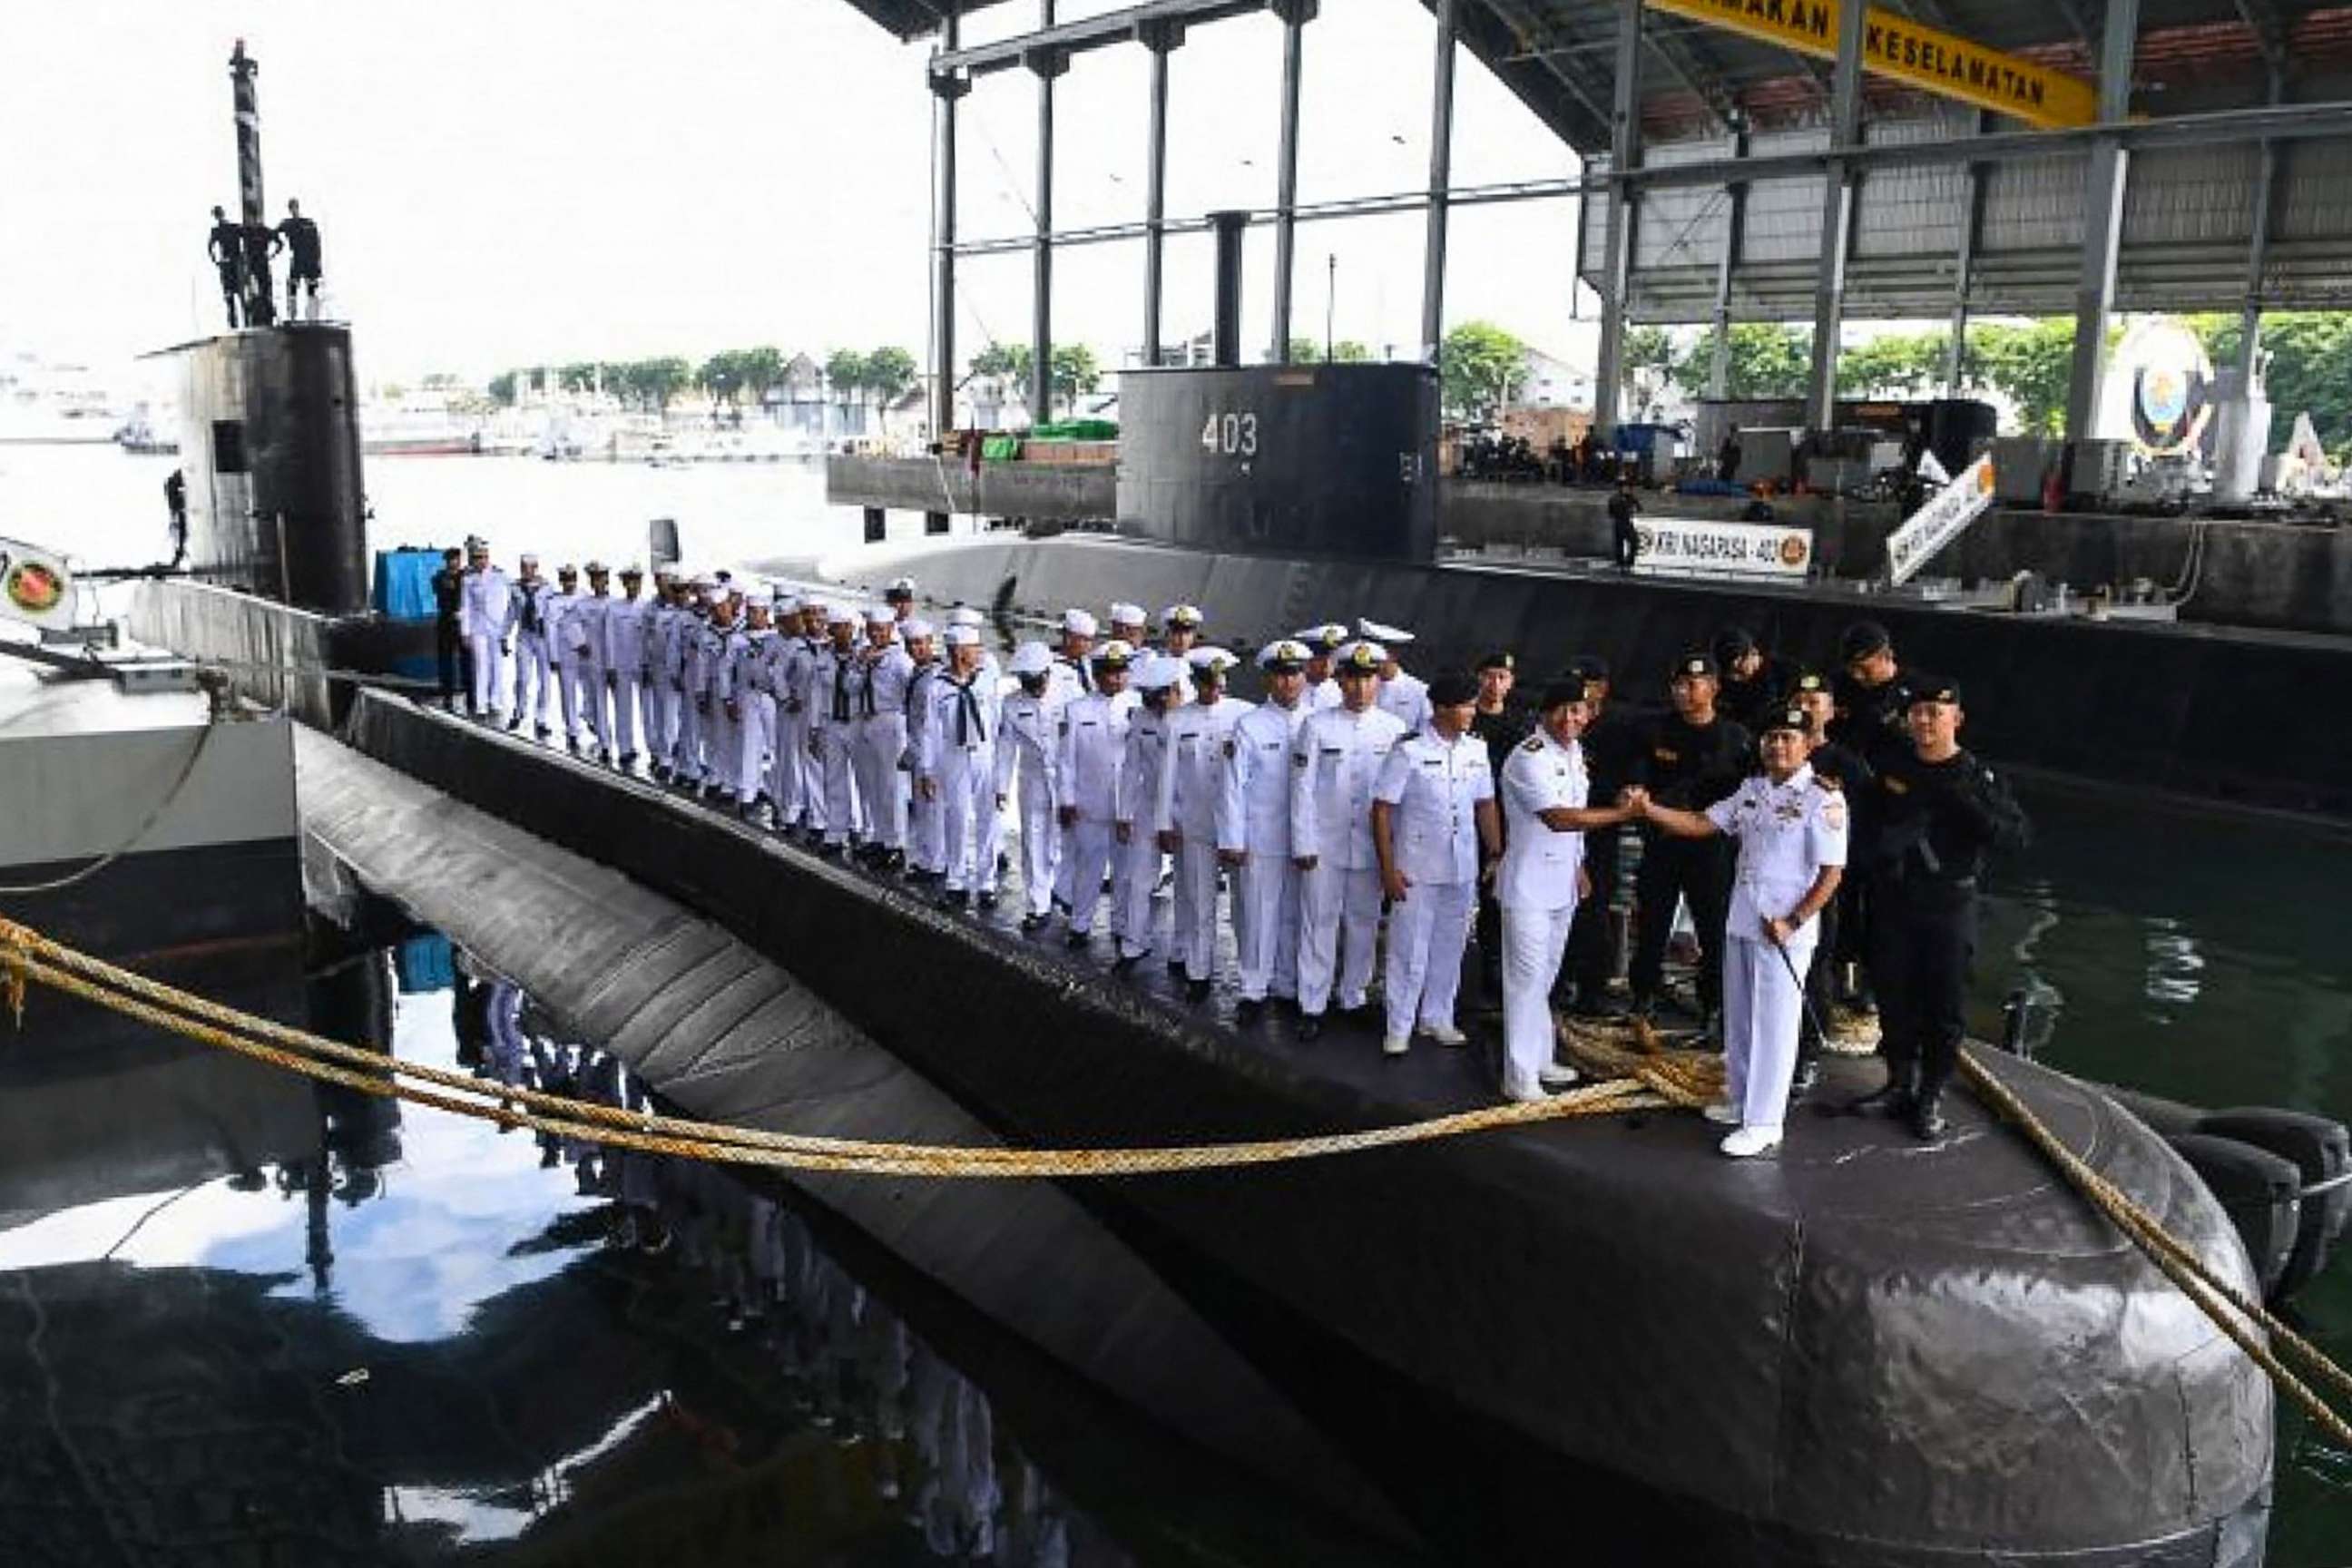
485, 346, 918, 416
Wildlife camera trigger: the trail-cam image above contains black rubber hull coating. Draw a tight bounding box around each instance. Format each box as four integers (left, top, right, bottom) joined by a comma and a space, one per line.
809, 534, 2352, 819
342, 691, 2274, 1567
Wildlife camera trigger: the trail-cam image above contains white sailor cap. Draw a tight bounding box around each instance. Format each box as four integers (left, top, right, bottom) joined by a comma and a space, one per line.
558, 562, 582, 578
519, 552, 540, 567
866, 603, 896, 625
585, 559, 610, 574
1357, 617, 1413, 645
620, 562, 645, 578
652, 563, 679, 579
945, 623, 982, 648
1188, 646, 1240, 679
1297, 622, 1350, 652
771, 587, 801, 611
1008, 640, 1053, 677
1162, 603, 1204, 629
823, 600, 857, 622
1108, 602, 1148, 628
1062, 608, 1099, 637
1257, 638, 1312, 671
947, 605, 985, 628
1134, 653, 1185, 691
902, 618, 936, 642
1336, 640, 1387, 674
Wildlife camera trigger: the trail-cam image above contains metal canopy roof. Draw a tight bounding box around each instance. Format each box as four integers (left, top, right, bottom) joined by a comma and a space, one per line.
837, 0, 2345, 147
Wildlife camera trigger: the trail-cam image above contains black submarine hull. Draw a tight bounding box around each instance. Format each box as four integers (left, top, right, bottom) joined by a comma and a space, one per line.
338, 688, 2272, 1567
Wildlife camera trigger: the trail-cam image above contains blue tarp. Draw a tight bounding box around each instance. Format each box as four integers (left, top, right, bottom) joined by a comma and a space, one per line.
374, 548, 443, 622
395, 932, 456, 994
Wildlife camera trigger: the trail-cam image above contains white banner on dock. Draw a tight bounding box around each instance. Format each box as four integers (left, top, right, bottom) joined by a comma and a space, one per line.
1632, 517, 1815, 579
0, 537, 76, 632
1884, 454, 1998, 587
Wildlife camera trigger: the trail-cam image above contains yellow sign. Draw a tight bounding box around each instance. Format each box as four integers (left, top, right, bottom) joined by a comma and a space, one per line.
1645, 0, 2099, 130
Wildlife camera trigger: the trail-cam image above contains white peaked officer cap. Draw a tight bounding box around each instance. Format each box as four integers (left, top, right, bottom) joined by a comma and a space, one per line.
1008, 640, 1054, 676
1296, 622, 1350, 651
1108, 602, 1147, 627
1188, 646, 1240, 676
947, 605, 985, 628
1257, 639, 1311, 671
1336, 640, 1388, 674
902, 618, 936, 642
1062, 608, 1099, 637
945, 624, 982, 648
1134, 653, 1185, 691
1163, 603, 1205, 628
1357, 617, 1414, 644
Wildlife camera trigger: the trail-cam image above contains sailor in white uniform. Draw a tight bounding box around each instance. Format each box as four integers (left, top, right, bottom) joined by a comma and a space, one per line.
1158, 604, 1204, 659
1494, 680, 1642, 1102
1042, 609, 1097, 713
899, 620, 947, 880
1155, 647, 1251, 998
568, 563, 617, 759
503, 554, 559, 737
853, 607, 916, 867
1289, 641, 1408, 1037
768, 596, 819, 836
605, 564, 652, 768
1217, 639, 1312, 1022
994, 642, 1061, 929
1110, 654, 1182, 964
642, 568, 683, 769
1361, 618, 1432, 735
1635, 705, 1848, 1156
458, 539, 512, 721
730, 592, 777, 815
922, 623, 1004, 907
699, 588, 748, 802
1106, 601, 1150, 652
1295, 622, 1350, 713
807, 603, 866, 855
1369, 671, 1498, 1055
1054, 641, 1134, 946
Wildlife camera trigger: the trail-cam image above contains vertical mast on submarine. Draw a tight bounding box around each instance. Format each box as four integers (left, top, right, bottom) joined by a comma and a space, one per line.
229, 40, 272, 330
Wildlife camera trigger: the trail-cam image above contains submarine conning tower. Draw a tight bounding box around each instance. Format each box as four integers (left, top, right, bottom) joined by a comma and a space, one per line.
1116, 209, 1438, 567
154, 39, 368, 617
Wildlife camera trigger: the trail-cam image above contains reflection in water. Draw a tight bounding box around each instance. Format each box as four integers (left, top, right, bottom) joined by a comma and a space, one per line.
0, 931, 1131, 1565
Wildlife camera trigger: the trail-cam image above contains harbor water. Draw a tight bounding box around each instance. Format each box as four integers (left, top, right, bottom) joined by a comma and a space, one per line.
2, 444, 2348, 1560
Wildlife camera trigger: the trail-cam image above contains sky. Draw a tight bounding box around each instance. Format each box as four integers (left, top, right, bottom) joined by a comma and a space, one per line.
0, 0, 1598, 393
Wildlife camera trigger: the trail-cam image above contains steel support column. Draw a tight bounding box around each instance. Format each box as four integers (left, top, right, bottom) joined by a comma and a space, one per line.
1592, 0, 1642, 435
1419, 0, 1458, 364
930, 5, 965, 442
2238, 69, 2285, 387
1142, 24, 1180, 368
1804, 0, 1868, 435
1706, 120, 1749, 399
1270, 1, 1312, 362
1945, 111, 1990, 397
1030, 2, 1063, 426
2063, 0, 2141, 442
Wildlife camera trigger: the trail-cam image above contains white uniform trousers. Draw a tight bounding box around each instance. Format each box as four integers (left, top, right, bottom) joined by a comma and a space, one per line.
1112, 828, 1160, 958
671, 693, 705, 783
1172, 839, 1224, 982
563, 660, 603, 750
938, 745, 999, 893
1383, 879, 1476, 1041
1297, 862, 1383, 1016
1061, 818, 1118, 935
735, 694, 774, 805
703, 702, 741, 798
814, 731, 860, 845
770, 710, 809, 826
1010, 790, 1054, 916
1723, 935, 1815, 1133
1502, 901, 1577, 1097
512, 634, 556, 730
854, 714, 909, 849
612, 671, 644, 760
1230, 852, 1300, 1001
643, 671, 672, 764
466, 633, 505, 716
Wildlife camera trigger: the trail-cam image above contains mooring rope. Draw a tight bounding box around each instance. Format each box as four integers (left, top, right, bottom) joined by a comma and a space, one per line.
3, 914, 2347, 1448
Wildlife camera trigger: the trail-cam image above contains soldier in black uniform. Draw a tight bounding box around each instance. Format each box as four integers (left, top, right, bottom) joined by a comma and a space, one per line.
273, 199, 324, 318
1847, 676, 2028, 1140
1714, 625, 1793, 735
1828, 620, 1917, 772
430, 546, 469, 710
240, 220, 277, 328
1467, 651, 1530, 1007
1563, 653, 1638, 1014
1607, 483, 1642, 572
1627, 652, 1750, 1025
206, 207, 244, 328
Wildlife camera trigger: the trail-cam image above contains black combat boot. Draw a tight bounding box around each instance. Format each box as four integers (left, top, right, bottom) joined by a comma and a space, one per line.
1847, 1058, 1916, 1118
1908, 1076, 1950, 1141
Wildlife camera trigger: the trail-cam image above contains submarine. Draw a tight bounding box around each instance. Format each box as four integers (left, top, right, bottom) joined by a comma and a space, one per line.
103, 42, 2332, 1568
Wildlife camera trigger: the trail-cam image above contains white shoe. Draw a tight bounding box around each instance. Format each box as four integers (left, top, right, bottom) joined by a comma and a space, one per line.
1702, 1101, 1740, 1126
1503, 1082, 1551, 1103
1719, 1125, 1784, 1158
1538, 1063, 1581, 1089
1381, 1034, 1411, 1057
1419, 1023, 1469, 1047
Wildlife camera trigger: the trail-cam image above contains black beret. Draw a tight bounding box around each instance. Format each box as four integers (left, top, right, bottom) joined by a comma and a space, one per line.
1427, 671, 1479, 708
1792, 668, 1831, 695
1713, 626, 1757, 663
1567, 653, 1611, 683
1759, 706, 1808, 736
1538, 680, 1593, 711
1671, 652, 1718, 681
1906, 673, 1964, 707
1840, 620, 1893, 662
1475, 650, 1515, 673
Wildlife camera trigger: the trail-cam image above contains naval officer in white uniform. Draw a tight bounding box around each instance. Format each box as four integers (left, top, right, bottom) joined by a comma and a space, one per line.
1494, 679, 1642, 1102
1216, 639, 1313, 1023
1369, 671, 1498, 1055
1635, 703, 1848, 1155
1289, 641, 1408, 1038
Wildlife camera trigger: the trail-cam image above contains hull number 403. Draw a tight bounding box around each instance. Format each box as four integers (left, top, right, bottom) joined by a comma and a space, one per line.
1201, 412, 1259, 457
